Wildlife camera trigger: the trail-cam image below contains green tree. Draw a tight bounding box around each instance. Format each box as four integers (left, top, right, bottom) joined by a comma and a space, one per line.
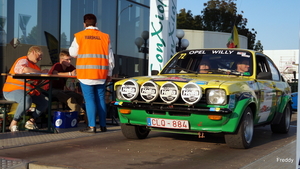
61, 32, 67, 48
177, 9, 203, 30
177, 0, 259, 49
193, 15, 203, 30
177, 9, 195, 29
19, 26, 38, 44
26, 26, 38, 44
202, 0, 238, 32
253, 40, 263, 52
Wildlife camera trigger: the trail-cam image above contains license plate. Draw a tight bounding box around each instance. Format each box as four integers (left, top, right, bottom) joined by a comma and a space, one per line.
147, 118, 189, 129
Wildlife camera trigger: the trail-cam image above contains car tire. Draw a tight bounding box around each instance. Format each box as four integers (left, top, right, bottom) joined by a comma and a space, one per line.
271, 103, 291, 134
225, 107, 254, 149
121, 123, 150, 139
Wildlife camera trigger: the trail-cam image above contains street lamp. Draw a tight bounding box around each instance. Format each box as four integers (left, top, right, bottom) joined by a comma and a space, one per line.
118, 4, 133, 25
135, 30, 149, 75
176, 29, 189, 52
115, 4, 133, 76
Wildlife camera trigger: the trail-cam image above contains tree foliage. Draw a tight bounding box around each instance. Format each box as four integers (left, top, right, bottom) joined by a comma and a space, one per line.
61, 32, 67, 48
177, 0, 258, 49
254, 40, 263, 52
19, 26, 38, 44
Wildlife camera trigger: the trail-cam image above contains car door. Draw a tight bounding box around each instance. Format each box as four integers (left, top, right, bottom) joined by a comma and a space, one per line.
255, 54, 279, 124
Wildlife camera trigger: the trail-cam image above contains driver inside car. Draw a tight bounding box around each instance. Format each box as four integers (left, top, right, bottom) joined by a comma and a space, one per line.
199, 61, 210, 74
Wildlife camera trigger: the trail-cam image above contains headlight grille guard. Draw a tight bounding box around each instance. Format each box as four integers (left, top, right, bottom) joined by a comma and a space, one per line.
112, 101, 232, 114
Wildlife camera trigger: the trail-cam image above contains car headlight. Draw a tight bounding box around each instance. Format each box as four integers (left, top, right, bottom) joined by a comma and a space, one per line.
206, 89, 227, 105
116, 85, 124, 100
181, 82, 202, 105
119, 80, 139, 101
160, 82, 180, 104
140, 81, 159, 102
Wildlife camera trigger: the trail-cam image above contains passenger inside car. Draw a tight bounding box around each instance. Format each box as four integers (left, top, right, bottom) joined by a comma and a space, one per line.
236, 58, 250, 73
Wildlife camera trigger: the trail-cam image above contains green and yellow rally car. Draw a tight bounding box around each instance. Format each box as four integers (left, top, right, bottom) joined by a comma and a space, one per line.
112, 48, 292, 149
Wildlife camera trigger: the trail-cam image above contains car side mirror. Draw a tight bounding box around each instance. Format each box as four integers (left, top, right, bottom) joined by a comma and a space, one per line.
151, 70, 159, 75
257, 72, 272, 80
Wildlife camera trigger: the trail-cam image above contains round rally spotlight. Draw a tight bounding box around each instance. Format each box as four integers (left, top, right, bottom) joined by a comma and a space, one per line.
159, 82, 180, 104
120, 80, 139, 101
140, 81, 159, 102
181, 82, 202, 104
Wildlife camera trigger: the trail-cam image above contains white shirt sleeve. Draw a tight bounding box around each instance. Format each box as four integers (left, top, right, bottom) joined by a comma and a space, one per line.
14, 59, 29, 73
69, 37, 79, 57
108, 43, 115, 76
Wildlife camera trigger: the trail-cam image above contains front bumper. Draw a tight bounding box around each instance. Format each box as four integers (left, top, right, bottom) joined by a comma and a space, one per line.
112, 101, 232, 114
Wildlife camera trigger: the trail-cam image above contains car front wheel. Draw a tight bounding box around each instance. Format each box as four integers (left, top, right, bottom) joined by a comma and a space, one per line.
121, 123, 150, 139
225, 107, 254, 149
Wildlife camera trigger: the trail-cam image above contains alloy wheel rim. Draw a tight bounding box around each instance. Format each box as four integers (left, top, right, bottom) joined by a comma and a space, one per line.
244, 112, 253, 144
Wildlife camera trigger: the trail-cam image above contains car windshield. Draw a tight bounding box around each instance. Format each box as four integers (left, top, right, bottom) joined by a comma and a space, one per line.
161, 49, 253, 76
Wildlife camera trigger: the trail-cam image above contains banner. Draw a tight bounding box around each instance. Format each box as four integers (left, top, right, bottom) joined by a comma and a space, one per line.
296, 46, 300, 168
44, 31, 59, 65
227, 25, 240, 48
148, 0, 177, 76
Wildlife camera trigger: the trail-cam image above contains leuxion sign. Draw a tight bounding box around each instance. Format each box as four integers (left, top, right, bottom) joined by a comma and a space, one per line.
148, 0, 177, 76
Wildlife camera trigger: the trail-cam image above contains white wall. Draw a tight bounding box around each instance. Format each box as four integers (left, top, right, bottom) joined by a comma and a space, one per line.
264, 50, 299, 80
182, 29, 248, 49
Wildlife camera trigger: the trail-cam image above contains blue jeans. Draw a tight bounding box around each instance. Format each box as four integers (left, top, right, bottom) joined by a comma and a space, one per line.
3, 90, 48, 121
80, 82, 106, 127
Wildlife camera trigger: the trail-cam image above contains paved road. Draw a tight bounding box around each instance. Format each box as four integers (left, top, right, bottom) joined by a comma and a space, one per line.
0, 114, 297, 169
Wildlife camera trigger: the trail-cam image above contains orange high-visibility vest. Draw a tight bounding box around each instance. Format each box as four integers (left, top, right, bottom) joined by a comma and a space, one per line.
75, 29, 110, 80
3, 56, 41, 95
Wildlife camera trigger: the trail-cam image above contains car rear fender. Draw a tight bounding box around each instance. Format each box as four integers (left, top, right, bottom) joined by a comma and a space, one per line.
277, 95, 292, 113
272, 95, 292, 124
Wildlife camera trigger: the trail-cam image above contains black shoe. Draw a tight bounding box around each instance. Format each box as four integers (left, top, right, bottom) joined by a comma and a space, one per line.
100, 126, 107, 132
80, 127, 96, 133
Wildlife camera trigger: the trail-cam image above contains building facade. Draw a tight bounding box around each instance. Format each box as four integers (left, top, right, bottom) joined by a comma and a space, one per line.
0, 0, 254, 94
0, 0, 150, 91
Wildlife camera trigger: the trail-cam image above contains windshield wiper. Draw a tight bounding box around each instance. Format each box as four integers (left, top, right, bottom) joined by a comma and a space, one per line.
170, 65, 198, 74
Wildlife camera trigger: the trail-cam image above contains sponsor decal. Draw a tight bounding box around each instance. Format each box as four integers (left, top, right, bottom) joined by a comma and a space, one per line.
228, 94, 236, 109
209, 107, 221, 111
211, 50, 234, 54
237, 52, 250, 58
153, 76, 190, 82
258, 89, 274, 122
188, 50, 206, 55
195, 81, 208, 85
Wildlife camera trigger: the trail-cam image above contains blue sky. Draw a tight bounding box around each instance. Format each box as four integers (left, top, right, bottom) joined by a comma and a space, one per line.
177, 0, 300, 50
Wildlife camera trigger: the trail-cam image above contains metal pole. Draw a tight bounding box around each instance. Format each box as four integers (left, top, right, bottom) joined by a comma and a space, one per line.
115, 4, 133, 75
143, 39, 147, 75
178, 38, 182, 52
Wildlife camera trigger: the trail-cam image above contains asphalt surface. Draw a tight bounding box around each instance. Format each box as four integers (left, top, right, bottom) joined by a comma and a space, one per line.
0, 114, 298, 169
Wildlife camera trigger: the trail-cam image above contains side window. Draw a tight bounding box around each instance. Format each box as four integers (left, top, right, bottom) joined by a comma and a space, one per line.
256, 54, 280, 81
267, 59, 280, 81
256, 55, 268, 73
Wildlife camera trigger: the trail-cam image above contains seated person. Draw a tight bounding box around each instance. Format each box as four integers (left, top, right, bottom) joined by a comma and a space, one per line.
3, 46, 49, 132
236, 58, 250, 73
47, 50, 85, 114
199, 61, 210, 73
